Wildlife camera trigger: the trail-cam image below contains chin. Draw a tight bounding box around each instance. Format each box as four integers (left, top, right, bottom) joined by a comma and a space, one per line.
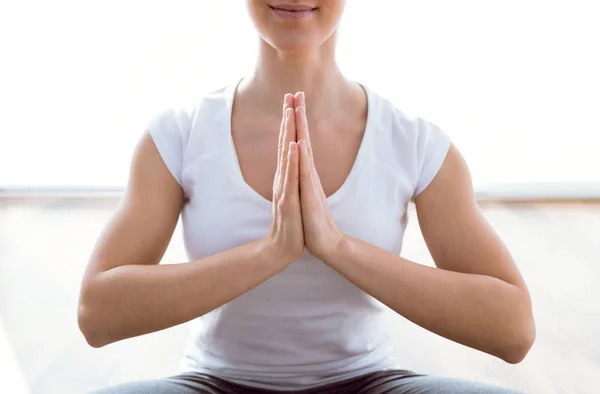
246, 0, 345, 52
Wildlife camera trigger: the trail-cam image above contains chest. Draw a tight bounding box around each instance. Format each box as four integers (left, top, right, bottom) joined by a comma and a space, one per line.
179, 96, 415, 262
230, 114, 366, 202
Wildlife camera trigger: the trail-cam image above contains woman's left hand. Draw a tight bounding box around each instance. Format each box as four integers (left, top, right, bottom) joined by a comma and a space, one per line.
294, 93, 345, 261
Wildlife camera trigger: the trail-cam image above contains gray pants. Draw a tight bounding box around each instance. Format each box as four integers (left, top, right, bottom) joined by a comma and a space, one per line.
92, 370, 524, 393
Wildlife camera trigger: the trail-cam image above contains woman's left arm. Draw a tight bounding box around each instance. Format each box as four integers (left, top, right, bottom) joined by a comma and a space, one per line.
293, 93, 535, 364
324, 145, 535, 364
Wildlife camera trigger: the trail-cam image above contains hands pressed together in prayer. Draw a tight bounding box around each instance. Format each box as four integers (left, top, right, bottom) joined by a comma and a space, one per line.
266, 92, 344, 263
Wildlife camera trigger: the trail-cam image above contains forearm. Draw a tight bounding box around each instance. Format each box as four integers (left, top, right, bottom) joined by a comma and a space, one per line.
78, 238, 285, 347
325, 235, 534, 363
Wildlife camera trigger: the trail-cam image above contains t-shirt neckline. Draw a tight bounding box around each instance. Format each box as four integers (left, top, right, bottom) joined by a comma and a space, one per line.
223, 78, 375, 209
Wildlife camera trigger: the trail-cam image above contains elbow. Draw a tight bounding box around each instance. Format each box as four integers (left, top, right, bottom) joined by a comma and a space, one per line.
78, 313, 103, 348
77, 284, 113, 348
499, 311, 536, 364
78, 303, 110, 348
500, 339, 533, 364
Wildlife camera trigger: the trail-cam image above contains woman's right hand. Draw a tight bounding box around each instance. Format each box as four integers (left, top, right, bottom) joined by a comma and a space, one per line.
265, 94, 304, 264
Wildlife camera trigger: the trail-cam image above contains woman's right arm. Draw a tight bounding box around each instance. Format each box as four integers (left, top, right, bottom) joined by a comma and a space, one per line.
78, 98, 301, 348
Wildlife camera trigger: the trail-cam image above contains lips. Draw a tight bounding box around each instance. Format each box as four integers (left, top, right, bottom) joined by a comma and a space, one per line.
269, 3, 317, 19
269, 4, 317, 12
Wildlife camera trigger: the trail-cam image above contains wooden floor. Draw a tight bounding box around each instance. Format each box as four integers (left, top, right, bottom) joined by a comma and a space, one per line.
0, 198, 599, 394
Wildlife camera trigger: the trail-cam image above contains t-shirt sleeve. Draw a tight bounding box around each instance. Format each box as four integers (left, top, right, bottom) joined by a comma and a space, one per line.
413, 120, 452, 198
146, 108, 187, 186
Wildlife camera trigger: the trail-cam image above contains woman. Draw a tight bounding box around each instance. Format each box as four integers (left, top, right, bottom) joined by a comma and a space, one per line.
79, 1, 535, 393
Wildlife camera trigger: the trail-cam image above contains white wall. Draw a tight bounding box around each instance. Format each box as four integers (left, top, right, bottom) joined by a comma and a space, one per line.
1, 0, 599, 189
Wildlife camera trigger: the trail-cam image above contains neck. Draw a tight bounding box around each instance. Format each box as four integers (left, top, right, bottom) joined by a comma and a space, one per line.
240, 33, 354, 121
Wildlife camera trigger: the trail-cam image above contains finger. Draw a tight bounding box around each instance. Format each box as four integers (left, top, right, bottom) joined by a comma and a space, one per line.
279, 107, 296, 185
293, 91, 312, 159
293, 91, 305, 124
278, 106, 294, 177
295, 104, 307, 146
294, 91, 305, 109
298, 139, 313, 199
297, 92, 314, 159
295, 105, 314, 160
294, 92, 309, 151
283, 141, 299, 203
299, 139, 325, 200
279, 94, 294, 150
277, 94, 294, 175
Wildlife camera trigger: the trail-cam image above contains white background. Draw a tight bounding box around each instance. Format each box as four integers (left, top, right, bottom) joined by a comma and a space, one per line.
1, 0, 599, 189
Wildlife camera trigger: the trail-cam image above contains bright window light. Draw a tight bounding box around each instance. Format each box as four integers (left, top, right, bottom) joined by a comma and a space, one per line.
1, 0, 598, 189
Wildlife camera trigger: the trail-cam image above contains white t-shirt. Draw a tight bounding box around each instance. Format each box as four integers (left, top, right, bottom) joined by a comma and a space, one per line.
147, 80, 451, 390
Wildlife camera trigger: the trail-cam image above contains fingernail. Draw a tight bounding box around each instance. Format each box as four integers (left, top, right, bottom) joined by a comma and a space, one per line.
286, 107, 292, 118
